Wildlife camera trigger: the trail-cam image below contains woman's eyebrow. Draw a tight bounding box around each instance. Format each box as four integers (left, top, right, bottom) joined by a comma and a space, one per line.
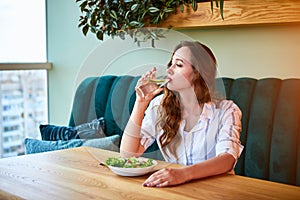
173, 58, 184, 63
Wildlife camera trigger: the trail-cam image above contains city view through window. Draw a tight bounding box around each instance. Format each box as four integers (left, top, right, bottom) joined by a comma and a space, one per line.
0, 70, 48, 157
0, 0, 47, 158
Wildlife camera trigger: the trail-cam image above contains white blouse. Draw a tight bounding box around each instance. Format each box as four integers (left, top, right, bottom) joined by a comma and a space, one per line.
140, 94, 244, 166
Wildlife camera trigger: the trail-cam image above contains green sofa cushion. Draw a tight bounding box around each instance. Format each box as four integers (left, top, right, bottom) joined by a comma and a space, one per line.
244, 79, 281, 180
269, 79, 300, 185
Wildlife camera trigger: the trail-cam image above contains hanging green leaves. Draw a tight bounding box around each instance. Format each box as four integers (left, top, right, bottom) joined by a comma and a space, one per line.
76, 0, 225, 44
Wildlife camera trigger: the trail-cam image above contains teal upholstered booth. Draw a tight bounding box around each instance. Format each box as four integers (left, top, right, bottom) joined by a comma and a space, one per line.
68, 75, 300, 186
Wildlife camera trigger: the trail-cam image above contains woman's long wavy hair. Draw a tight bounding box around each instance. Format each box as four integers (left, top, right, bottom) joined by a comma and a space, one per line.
157, 41, 217, 148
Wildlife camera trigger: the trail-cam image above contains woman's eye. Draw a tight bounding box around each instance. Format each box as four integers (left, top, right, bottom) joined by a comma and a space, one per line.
176, 63, 183, 67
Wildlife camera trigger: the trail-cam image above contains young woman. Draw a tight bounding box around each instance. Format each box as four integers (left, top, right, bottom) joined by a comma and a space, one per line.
120, 41, 244, 187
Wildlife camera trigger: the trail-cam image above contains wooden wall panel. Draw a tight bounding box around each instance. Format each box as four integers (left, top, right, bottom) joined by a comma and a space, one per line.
158, 0, 300, 29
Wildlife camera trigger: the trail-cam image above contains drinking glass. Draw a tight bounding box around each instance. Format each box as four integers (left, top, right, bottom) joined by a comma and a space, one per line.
135, 66, 169, 98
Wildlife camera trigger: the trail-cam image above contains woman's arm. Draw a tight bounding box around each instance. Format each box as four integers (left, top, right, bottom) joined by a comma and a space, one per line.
143, 153, 235, 187
120, 101, 148, 158
184, 153, 235, 181
120, 68, 164, 158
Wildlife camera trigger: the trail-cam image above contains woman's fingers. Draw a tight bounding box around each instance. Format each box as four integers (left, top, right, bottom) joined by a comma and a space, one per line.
141, 67, 158, 80
142, 168, 187, 188
142, 168, 171, 187
135, 67, 161, 100
150, 67, 157, 79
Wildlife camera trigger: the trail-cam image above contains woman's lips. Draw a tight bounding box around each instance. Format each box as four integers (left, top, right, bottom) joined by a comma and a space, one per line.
166, 77, 172, 82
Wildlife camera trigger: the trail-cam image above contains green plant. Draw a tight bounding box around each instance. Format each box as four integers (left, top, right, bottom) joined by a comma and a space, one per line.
76, 0, 224, 45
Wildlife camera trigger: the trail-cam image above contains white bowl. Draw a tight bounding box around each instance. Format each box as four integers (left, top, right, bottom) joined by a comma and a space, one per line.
107, 158, 157, 177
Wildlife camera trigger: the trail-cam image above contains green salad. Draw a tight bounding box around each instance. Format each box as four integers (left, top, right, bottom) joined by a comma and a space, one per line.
105, 157, 154, 168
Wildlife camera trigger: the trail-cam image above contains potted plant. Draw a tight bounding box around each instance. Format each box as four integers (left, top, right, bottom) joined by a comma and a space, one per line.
76, 0, 224, 45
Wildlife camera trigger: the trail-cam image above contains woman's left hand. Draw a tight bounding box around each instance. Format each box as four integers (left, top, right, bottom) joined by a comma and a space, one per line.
142, 168, 189, 187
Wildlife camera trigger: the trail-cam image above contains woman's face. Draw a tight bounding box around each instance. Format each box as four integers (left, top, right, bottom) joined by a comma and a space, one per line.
167, 47, 195, 92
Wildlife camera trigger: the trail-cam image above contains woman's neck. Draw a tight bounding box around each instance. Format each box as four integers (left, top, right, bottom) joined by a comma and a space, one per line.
179, 90, 203, 117
180, 99, 203, 132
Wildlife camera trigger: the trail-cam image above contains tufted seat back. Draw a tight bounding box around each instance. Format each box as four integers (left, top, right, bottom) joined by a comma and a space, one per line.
69, 76, 300, 186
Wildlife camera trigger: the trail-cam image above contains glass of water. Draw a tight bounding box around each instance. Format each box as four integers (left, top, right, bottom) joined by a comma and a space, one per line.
135, 66, 169, 98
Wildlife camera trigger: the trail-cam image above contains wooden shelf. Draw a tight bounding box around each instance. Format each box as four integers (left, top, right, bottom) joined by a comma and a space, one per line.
158, 0, 300, 29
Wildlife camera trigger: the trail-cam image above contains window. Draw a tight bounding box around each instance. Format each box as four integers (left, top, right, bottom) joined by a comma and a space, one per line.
0, 0, 48, 158
0, 0, 46, 62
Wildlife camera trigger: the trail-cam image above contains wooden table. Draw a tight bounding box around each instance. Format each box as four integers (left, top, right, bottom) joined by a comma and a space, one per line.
0, 147, 299, 200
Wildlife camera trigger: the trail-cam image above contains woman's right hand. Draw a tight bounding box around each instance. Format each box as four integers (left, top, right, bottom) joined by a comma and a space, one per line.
135, 67, 164, 102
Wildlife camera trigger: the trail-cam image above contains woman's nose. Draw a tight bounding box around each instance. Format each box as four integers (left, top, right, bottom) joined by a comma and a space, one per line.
167, 65, 174, 74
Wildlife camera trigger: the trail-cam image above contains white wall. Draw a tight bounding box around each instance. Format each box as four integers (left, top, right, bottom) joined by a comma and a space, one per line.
47, 0, 100, 125
47, 0, 300, 125
181, 25, 300, 78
